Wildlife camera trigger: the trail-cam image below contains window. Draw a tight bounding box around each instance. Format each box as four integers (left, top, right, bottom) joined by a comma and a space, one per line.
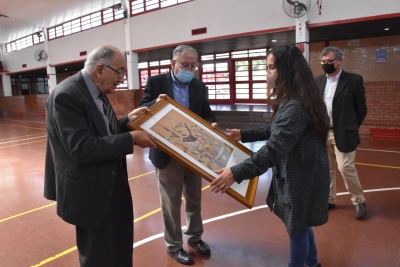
138, 60, 171, 89
131, 0, 193, 15
6, 4, 124, 52
47, 6, 124, 40
6, 34, 44, 53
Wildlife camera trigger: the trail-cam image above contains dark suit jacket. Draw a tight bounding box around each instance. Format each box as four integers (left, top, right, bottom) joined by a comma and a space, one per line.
231, 98, 330, 235
316, 70, 367, 153
139, 72, 216, 169
44, 71, 133, 228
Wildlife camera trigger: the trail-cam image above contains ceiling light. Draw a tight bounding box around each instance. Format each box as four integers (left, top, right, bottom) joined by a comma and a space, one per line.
272, 40, 277, 43
384, 28, 390, 31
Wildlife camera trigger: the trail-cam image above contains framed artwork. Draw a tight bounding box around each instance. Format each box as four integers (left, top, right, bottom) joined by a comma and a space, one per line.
127, 97, 259, 208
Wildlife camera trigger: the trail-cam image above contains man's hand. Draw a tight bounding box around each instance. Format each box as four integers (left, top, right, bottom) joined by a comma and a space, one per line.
156, 94, 168, 103
131, 131, 157, 148
128, 107, 150, 122
211, 122, 218, 129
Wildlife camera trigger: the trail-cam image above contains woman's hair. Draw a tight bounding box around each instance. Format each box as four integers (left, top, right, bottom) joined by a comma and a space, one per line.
84, 45, 119, 74
267, 44, 329, 142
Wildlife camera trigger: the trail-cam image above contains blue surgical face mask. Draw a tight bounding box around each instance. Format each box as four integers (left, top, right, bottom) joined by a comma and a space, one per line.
176, 68, 194, 84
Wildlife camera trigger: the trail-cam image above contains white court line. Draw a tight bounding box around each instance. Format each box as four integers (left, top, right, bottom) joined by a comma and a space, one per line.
133, 186, 400, 249
133, 205, 268, 248
0, 135, 47, 145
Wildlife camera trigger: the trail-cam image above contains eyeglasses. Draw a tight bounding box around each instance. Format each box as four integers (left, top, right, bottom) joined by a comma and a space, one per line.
320, 58, 338, 65
104, 65, 126, 78
176, 61, 198, 71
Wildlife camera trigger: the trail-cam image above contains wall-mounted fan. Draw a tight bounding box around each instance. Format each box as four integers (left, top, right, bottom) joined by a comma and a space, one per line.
34, 49, 48, 62
283, 0, 311, 18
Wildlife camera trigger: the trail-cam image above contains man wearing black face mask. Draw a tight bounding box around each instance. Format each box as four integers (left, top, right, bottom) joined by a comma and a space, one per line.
139, 45, 217, 265
316, 46, 368, 220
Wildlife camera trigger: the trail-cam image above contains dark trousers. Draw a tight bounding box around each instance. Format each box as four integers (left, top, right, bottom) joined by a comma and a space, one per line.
76, 170, 133, 267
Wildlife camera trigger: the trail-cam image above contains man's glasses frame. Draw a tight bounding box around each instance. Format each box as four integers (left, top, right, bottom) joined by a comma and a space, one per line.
320, 58, 338, 65
176, 61, 198, 72
104, 65, 126, 78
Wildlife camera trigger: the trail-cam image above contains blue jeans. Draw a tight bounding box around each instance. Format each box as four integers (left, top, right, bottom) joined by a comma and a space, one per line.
288, 227, 319, 267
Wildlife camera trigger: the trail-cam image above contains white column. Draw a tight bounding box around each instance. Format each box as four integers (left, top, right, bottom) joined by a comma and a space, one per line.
122, 2, 140, 90
42, 27, 58, 94
296, 17, 310, 63
47, 66, 57, 94
2, 74, 12, 96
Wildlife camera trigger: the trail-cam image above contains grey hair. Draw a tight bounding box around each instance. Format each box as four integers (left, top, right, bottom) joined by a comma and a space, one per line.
172, 45, 198, 60
320, 46, 344, 60
84, 45, 120, 73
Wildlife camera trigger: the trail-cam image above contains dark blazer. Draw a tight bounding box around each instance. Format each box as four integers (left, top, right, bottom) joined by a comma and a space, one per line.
44, 71, 133, 228
139, 72, 216, 169
231, 98, 330, 235
316, 70, 367, 153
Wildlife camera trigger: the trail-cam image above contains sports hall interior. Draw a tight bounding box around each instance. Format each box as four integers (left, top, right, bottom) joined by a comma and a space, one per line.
0, 0, 400, 266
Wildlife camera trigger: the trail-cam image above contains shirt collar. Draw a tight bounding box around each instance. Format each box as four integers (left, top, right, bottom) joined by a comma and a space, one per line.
82, 69, 102, 99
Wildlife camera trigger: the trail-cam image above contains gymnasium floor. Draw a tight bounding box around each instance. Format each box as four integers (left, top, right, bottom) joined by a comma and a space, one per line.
0, 118, 400, 267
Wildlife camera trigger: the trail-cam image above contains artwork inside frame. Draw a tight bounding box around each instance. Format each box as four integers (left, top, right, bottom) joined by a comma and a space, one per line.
127, 97, 259, 208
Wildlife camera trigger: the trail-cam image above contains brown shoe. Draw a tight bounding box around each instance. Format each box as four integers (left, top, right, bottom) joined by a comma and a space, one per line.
355, 202, 367, 219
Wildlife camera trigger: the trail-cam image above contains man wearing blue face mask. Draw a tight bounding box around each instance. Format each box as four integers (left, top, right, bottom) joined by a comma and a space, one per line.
139, 45, 218, 265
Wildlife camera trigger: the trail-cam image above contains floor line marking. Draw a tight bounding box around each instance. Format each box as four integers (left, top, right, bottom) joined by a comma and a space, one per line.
0, 203, 56, 223
0, 139, 47, 149
0, 119, 46, 124
358, 148, 400, 153
356, 162, 400, 169
31, 246, 78, 267
0, 172, 155, 224
0, 133, 47, 142
0, 123, 47, 130
0, 135, 47, 145
30, 186, 400, 266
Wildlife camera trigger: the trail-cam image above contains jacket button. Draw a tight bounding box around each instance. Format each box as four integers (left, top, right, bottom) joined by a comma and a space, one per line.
112, 172, 116, 176
109, 190, 112, 194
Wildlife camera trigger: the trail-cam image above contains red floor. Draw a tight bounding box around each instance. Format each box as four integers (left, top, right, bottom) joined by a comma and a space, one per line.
0, 118, 400, 267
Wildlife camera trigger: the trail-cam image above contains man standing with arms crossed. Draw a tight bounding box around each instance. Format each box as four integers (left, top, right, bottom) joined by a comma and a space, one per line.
316, 46, 368, 220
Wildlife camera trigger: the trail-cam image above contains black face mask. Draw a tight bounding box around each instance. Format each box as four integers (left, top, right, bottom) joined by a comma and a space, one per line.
322, 63, 336, 74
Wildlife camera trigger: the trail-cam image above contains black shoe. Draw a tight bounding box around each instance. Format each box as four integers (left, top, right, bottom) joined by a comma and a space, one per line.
188, 240, 211, 255
355, 202, 367, 219
167, 248, 194, 265
305, 263, 322, 267
328, 203, 336, 210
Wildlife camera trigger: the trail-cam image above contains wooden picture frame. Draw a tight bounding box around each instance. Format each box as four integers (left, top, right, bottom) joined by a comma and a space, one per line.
127, 97, 259, 208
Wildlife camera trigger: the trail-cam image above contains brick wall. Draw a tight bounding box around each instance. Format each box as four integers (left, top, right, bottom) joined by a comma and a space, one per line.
0, 90, 141, 121
360, 81, 400, 137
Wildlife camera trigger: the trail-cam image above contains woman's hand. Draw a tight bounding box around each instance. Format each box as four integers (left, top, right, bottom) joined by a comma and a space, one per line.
210, 168, 235, 193
226, 128, 241, 141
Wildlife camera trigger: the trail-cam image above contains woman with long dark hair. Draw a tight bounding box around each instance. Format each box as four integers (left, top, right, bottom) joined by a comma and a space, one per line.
211, 45, 330, 267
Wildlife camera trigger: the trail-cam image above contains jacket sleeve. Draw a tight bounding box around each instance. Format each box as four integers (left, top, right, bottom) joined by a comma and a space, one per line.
231, 101, 308, 183
139, 76, 157, 107
241, 125, 271, 143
